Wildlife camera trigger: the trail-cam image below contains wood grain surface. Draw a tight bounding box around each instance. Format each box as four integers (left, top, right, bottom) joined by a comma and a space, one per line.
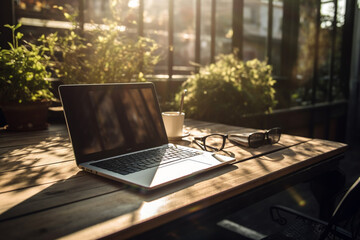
0, 120, 347, 239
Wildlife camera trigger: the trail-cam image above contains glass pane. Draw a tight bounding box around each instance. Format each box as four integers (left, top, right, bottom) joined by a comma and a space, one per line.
103, 0, 139, 34
291, 0, 317, 106
84, 0, 139, 29
271, 0, 283, 75
215, 0, 232, 57
16, 0, 77, 21
314, 0, 335, 103
243, 0, 267, 61
144, 0, 169, 73
332, 0, 346, 101
84, 0, 111, 23
290, 0, 344, 106
200, 0, 212, 65
15, 0, 78, 41
173, 0, 196, 71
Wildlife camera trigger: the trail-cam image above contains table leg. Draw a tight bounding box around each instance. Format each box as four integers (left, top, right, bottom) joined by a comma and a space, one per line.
310, 169, 346, 221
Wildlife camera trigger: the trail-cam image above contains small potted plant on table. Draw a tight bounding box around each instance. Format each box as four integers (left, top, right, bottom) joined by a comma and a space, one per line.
0, 24, 54, 131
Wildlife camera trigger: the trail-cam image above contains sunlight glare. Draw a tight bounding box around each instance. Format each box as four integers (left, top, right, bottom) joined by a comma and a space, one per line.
182, 33, 191, 40
116, 25, 127, 32
128, 0, 139, 8
138, 198, 167, 219
287, 187, 306, 207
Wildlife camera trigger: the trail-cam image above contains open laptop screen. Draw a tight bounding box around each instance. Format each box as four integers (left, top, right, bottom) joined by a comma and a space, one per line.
59, 83, 168, 164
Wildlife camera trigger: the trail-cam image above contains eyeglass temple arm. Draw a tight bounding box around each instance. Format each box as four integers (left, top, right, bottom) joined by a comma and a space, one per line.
194, 137, 204, 141
193, 139, 206, 150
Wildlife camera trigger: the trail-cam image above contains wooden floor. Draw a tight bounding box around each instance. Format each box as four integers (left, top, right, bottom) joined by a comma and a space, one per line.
0, 119, 347, 239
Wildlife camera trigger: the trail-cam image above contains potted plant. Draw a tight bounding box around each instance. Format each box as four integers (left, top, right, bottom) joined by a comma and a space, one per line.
177, 54, 277, 125
0, 23, 54, 131
41, 10, 160, 84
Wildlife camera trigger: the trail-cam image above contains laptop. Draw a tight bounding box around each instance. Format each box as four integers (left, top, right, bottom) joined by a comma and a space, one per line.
59, 82, 235, 189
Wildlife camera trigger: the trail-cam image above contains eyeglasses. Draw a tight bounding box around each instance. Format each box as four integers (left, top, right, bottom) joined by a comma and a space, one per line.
194, 134, 228, 152
193, 127, 281, 151
228, 127, 281, 148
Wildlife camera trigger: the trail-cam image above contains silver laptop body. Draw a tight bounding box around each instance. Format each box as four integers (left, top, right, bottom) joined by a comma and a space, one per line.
59, 83, 235, 189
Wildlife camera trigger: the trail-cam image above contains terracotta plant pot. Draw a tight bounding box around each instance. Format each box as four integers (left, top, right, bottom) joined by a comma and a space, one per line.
1, 101, 51, 131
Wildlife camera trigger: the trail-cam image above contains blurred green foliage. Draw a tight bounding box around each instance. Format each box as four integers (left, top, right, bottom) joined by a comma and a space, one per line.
178, 54, 277, 124
41, 9, 159, 84
0, 24, 53, 104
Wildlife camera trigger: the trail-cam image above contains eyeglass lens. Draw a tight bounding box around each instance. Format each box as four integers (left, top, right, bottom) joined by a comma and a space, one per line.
267, 128, 281, 144
249, 132, 265, 148
204, 134, 225, 152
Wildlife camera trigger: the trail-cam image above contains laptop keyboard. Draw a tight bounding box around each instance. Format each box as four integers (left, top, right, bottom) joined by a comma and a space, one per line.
91, 146, 202, 175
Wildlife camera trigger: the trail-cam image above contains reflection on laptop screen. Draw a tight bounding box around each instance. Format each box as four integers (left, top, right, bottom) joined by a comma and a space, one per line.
60, 84, 168, 164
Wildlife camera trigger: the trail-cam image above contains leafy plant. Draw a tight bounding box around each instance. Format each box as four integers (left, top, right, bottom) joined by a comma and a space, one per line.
41, 10, 160, 84
0, 24, 53, 104
178, 54, 277, 124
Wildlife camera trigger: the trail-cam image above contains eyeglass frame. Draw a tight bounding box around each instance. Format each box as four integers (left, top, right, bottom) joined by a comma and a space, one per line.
193, 127, 281, 151
229, 127, 281, 148
193, 134, 228, 152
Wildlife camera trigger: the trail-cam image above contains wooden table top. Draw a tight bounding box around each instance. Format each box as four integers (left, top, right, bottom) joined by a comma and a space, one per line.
0, 119, 347, 239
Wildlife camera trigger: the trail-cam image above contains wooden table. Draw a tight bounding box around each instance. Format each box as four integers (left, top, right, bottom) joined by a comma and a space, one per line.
0, 119, 347, 239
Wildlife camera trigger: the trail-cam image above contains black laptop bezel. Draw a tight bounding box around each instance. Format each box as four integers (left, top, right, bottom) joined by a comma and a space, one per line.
59, 82, 169, 165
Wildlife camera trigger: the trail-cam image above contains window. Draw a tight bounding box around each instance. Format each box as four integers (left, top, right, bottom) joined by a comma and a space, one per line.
290, 0, 346, 106
3, 0, 350, 109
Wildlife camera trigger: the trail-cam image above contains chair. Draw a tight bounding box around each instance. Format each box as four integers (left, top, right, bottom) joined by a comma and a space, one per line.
264, 177, 360, 240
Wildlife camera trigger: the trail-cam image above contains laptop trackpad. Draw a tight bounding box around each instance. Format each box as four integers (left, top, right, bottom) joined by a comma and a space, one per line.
151, 160, 210, 186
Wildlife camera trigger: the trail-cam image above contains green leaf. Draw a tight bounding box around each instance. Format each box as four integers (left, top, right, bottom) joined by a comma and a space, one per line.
64, 13, 71, 20
15, 22, 22, 30
16, 32, 24, 40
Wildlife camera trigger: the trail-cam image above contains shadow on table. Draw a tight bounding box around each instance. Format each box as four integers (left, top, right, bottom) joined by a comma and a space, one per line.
0, 159, 237, 239
0, 130, 73, 193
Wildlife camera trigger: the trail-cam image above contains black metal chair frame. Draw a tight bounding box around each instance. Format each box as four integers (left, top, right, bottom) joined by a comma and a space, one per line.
270, 177, 360, 240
